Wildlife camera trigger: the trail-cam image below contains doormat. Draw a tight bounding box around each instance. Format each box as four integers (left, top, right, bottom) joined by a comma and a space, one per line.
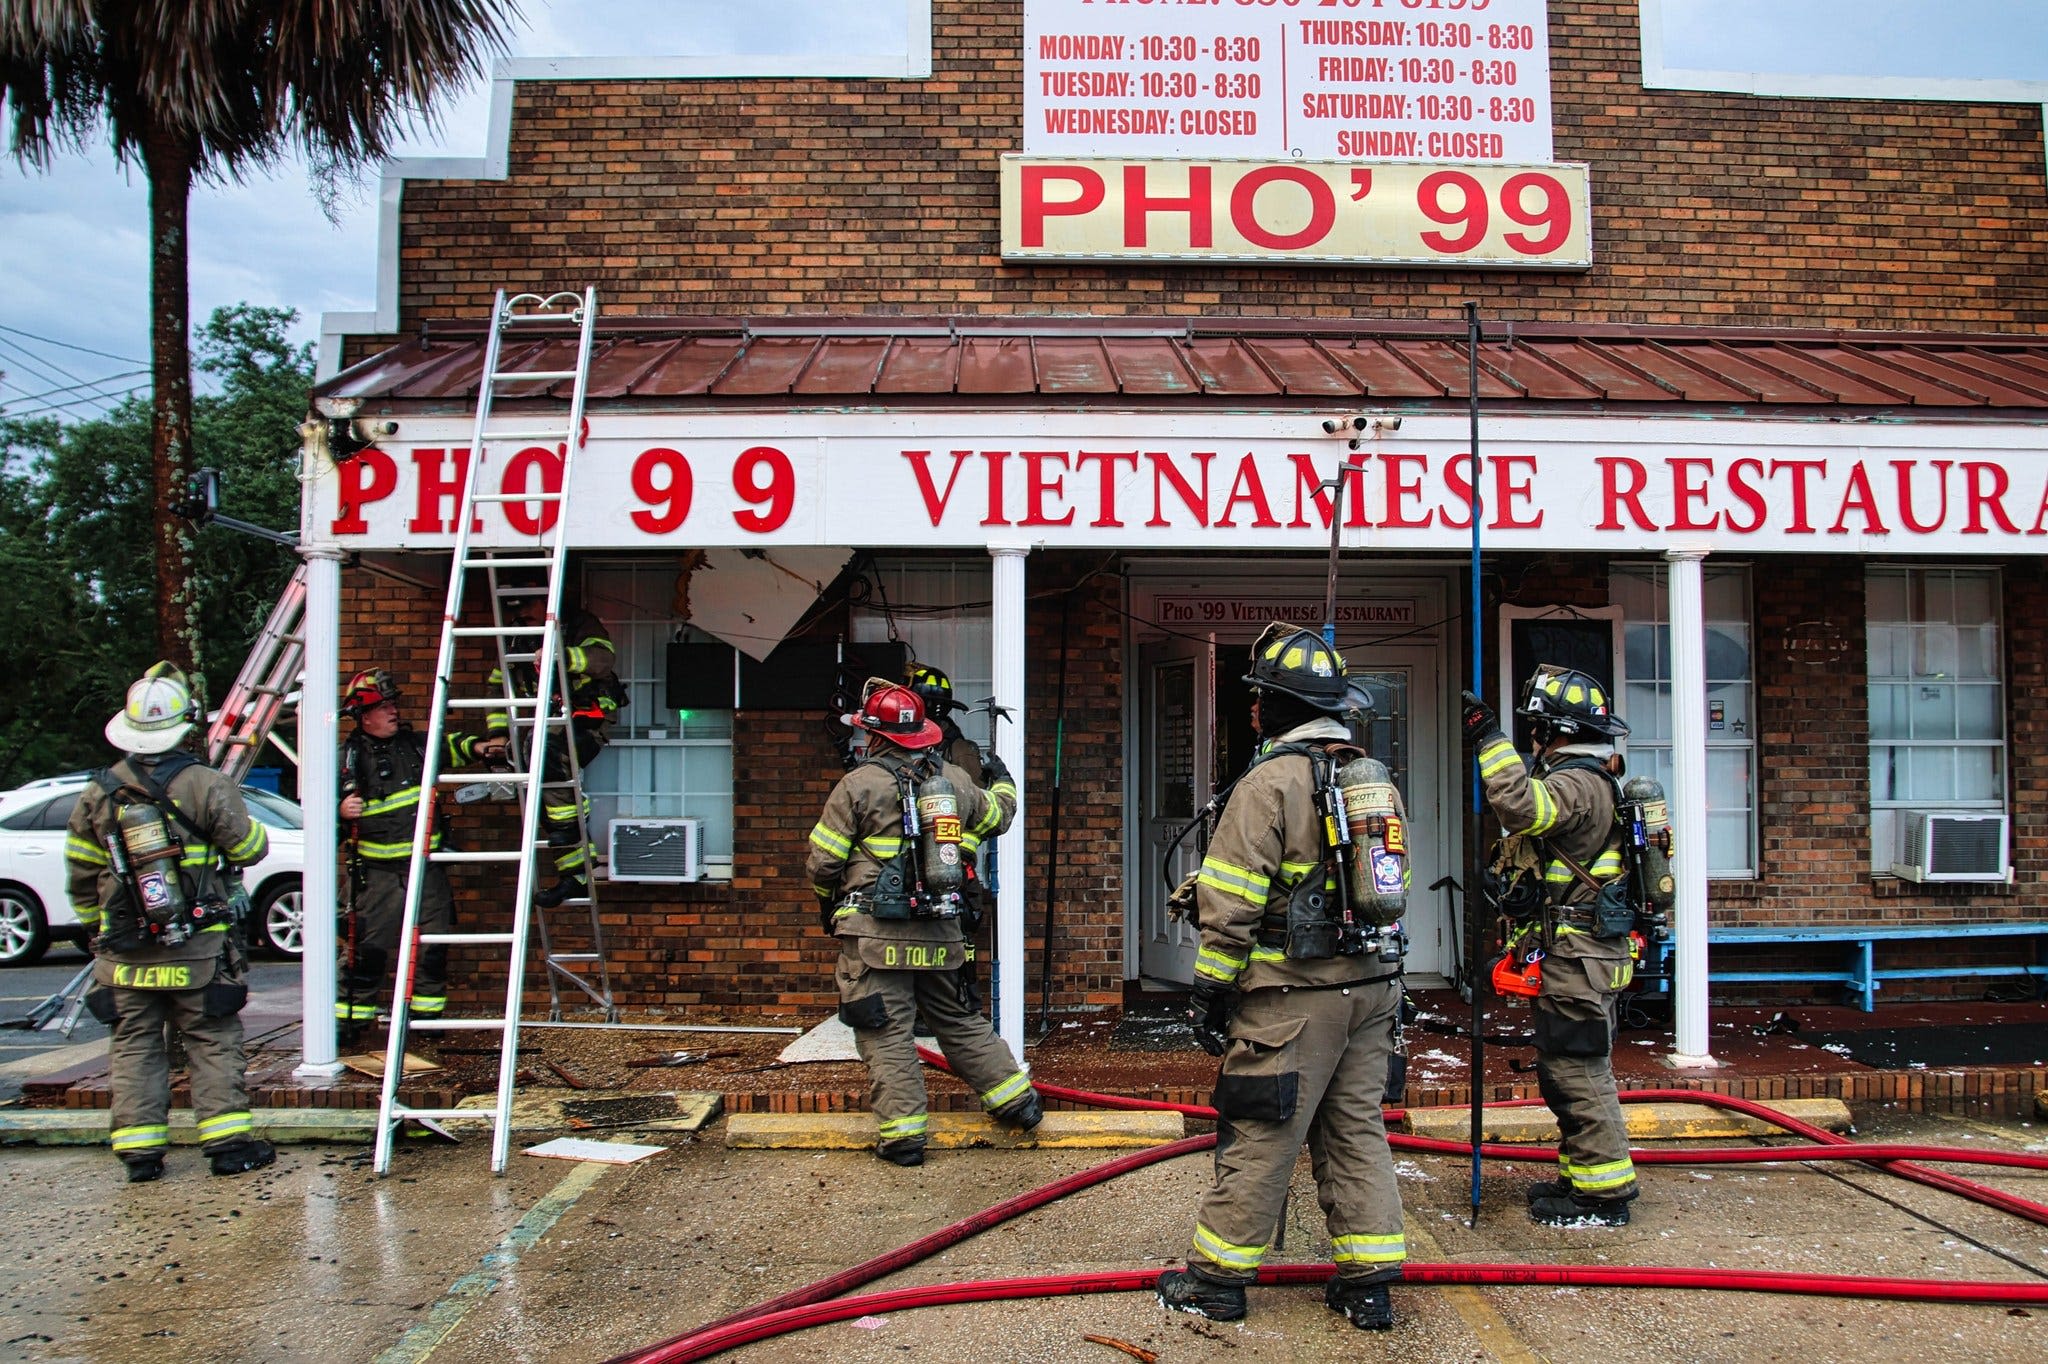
1109, 1001, 1192, 1053
1801, 1025, 2048, 1069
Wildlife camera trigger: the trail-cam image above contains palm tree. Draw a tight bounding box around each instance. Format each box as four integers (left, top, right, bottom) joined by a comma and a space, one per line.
0, 0, 519, 675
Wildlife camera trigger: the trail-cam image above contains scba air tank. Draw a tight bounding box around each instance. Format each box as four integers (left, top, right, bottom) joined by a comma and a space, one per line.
117, 799, 190, 932
1623, 775, 1677, 917
1337, 756, 1407, 927
915, 773, 966, 895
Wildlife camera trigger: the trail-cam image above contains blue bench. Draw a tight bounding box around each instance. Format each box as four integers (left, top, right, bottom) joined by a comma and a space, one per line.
1700, 923, 2048, 1012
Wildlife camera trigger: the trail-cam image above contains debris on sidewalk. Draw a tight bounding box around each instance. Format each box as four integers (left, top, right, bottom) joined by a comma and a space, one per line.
523, 1136, 666, 1163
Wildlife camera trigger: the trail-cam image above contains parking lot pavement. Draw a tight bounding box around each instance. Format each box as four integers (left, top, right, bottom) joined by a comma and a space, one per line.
0, 956, 300, 1103
3, 1108, 2047, 1364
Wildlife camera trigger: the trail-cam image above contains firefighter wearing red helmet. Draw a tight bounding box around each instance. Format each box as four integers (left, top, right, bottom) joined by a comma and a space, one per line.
64, 663, 274, 1182
804, 679, 1035, 1167
336, 669, 506, 1027
1464, 663, 1640, 1227
1157, 624, 1409, 1332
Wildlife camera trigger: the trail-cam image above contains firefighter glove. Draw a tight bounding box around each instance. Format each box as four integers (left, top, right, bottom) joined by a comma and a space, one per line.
1460, 690, 1503, 747
982, 751, 1013, 789
1187, 979, 1238, 1057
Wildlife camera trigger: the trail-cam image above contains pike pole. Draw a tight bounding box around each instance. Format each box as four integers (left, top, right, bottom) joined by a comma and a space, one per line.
1465, 301, 1487, 1227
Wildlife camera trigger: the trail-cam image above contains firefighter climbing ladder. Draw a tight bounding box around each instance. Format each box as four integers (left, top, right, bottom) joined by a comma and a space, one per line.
204, 562, 308, 785
374, 288, 614, 1176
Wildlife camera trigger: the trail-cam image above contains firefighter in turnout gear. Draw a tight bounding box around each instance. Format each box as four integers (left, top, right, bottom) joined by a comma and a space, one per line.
1464, 664, 1641, 1227
1159, 625, 1410, 1331
905, 663, 985, 784
336, 670, 508, 1026
487, 582, 621, 908
63, 664, 274, 1182
805, 680, 1034, 1167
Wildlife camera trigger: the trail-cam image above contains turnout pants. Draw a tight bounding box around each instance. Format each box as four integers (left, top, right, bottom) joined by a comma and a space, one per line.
835, 938, 1031, 1150
107, 960, 252, 1162
1189, 977, 1407, 1284
539, 727, 605, 876
340, 862, 453, 1018
1533, 932, 1638, 1201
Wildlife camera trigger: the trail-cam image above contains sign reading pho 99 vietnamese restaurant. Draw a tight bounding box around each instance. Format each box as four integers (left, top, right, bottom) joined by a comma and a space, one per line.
312, 413, 2048, 557
1008, 0, 1583, 266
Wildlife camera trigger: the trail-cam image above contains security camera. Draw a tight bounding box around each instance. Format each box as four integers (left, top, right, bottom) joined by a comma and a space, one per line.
361, 419, 400, 439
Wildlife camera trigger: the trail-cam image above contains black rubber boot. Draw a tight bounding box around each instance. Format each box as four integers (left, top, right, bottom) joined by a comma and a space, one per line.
991, 1091, 1044, 1132
208, 1139, 277, 1177
1156, 1267, 1248, 1322
535, 874, 587, 908
1529, 1192, 1631, 1226
1324, 1275, 1397, 1331
875, 1139, 926, 1167
122, 1155, 165, 1184
1524, 1177, 1572, 1204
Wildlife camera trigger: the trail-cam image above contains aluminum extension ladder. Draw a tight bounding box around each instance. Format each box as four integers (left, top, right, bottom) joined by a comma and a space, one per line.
373, 288, 615, 1175
204, 562, 308, 784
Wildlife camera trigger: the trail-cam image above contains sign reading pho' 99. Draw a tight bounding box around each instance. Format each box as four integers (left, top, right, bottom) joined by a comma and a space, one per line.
1001, 155, 1588, 267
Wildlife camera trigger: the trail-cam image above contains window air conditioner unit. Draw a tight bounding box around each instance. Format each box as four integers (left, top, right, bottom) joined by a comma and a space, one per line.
608, 818, 703, 884
1892, 810, 2007, 883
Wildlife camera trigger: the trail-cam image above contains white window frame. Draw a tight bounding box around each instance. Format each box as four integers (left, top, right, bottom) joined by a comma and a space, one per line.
578, 558, 737, 880
1866, 563, 2006, 875
1612, 562, 1758, 880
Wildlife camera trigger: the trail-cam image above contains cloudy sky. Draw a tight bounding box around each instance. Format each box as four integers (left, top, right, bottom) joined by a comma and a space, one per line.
0, 0, 2039, 422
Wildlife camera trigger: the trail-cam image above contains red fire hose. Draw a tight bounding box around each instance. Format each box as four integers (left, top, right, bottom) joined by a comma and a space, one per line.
604, 1058, 2048, 1364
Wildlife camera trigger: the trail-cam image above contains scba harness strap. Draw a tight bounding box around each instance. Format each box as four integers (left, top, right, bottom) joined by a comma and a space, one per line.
1529, 756, 1639, 941
1242, 740, 1384, 961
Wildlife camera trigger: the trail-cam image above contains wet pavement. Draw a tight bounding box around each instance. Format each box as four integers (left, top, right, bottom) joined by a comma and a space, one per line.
5, 1106, 2048, 1364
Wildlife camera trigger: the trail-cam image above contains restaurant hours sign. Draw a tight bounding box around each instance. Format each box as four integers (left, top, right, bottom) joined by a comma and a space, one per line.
1007, 0, 1590, 269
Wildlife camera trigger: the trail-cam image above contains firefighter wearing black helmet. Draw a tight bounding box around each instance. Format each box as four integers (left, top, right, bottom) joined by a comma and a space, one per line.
905, 663, 985, 784
486, 581, 622, 908
804, 679, 1036, 1168
1158, 623, 1409, 1331
1463, 664, 1640, 1227
337, 669, 506, 1025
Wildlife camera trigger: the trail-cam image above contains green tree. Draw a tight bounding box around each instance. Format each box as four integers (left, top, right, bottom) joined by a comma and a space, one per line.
0, 0, 518, 669
0, 303, 310, 787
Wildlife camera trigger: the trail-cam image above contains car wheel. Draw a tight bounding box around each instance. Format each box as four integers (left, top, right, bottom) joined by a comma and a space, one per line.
252, 876, 304, 958
0, 885, 50, 966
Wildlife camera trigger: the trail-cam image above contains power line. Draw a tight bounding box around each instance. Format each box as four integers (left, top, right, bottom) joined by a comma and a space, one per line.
0, 368, 148, 407
0, 324, 145, 367
1, 380, 150, 420
0, 337, 82, 393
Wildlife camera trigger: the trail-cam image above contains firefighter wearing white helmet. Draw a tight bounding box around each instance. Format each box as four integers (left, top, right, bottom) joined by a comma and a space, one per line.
1159, 623, 1410, 1332
63, 663, 274, 1182
804, 679, 1033, 1167
1463, 663, 1640, 1227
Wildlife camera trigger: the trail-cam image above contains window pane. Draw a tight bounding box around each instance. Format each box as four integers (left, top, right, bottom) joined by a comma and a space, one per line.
1869, 684, 1906, 741
1952, 571, 1994, 624
1907, 747, 1955, 803
1866, 568, 1906, 621
1907, 682, 1956, 739
1957, 625, 2000, 680
1866, 624, 1900, 678
1914, 624, 1957, 679
1956, 746, 2001, 802
1706, 810, 1750, 873
1956, 685, 2001, 741
1870, 747, 1900, 803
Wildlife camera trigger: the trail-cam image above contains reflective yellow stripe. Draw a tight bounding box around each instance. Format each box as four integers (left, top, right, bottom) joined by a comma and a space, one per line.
66, 835, 109, 866
981, 1071, 1031, 1110
987, 780, 1018, 803
197, 1111, 254, 1140
1564, 1155, 1636, 1192
335, 1002, 379, 1020
1476, 738, 1520, 777
360, 834, 443, 860
808, 824, 853, 857
1525, 780, 1559, 835
1331, 1232, 1406, 1264
1195, 945, 1246, 982
879, 1113, 927, 1140
410, 995, 447, 1014
1249, 945, 1287, 964
112, 1124, 170, 1151
861, 835, 903, 858
74, 905, 102, 927
360, 788, 421, 818
1197, 855, 1269, 906
1192, 1222, 1268, 1271
225, 824, 268, 862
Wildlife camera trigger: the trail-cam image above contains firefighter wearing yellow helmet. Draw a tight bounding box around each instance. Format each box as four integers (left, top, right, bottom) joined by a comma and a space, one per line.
63, 663, 273, 1182
1158, 623, 1409, 1331
805, 680, 1034, 1167
1463, 663, 1640, 1227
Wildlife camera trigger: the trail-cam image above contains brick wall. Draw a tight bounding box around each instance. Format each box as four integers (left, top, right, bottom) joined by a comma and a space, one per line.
362, 0, 2047, 342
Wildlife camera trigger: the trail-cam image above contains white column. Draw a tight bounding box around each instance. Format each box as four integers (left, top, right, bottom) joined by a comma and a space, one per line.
295, 545, 345, 1077
990, 544, 1030, 1059
1665, 549, 1717, 1066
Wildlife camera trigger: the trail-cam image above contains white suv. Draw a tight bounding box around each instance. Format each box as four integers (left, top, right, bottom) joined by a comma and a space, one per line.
0, 775, 306, 964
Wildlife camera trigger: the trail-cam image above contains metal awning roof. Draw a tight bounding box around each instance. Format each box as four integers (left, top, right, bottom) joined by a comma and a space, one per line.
321, 316, 2048, 416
